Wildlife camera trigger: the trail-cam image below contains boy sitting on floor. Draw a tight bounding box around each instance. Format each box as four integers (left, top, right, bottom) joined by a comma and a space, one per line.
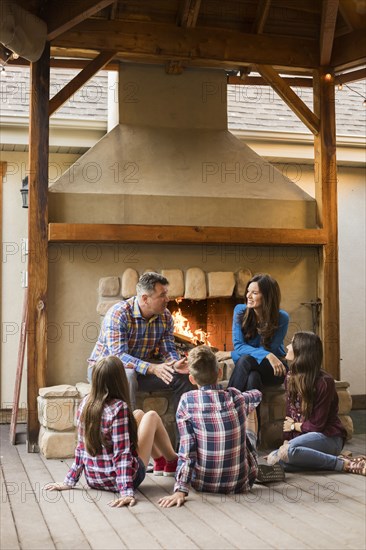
159, 345, 270, 508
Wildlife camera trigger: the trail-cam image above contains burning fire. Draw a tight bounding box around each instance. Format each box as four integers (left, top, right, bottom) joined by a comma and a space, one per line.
172, 307, 212, 346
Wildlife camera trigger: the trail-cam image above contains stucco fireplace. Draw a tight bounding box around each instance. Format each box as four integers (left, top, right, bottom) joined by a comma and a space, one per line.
47, 63, 318, 386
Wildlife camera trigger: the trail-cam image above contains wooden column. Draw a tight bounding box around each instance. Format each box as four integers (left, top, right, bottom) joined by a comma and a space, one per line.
27, 44, 50, 451
313, 68, 340, 379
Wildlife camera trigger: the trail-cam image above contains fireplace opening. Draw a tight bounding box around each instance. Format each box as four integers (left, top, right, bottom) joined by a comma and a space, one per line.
168, 297, 241, 352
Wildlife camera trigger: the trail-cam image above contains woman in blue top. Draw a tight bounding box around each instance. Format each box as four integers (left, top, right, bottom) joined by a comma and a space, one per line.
228, 273, 289, 394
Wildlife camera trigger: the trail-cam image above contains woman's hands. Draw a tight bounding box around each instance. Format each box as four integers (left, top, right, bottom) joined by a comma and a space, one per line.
108, 495, 136, 507
266, 353, 287, 377
45, 482, 72, 491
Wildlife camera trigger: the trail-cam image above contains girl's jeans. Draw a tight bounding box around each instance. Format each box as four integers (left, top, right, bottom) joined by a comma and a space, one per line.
281, 432, 344, 472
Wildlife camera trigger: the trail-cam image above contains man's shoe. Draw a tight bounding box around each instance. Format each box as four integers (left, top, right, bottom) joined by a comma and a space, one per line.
153, 456, 166, 476
164, 458, 178, 477
255, 464, 285, 484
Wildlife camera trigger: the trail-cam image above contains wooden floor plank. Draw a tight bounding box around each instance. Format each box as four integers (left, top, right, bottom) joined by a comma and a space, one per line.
205, 491, 311, 550
0, 428, 56, 550
251, 480, 361, 550
0, 466, 20, 550
41, 455, 127, 550
2, 425, 365, 550
17, 445, 90, 550
141, 475, 238, 549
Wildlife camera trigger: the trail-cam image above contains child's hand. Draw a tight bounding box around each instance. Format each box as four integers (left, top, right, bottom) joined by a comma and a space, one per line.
158, 491, 186, 508
173, 357, 189, 374
45, 482, 72, 491
108, 496, 136, 507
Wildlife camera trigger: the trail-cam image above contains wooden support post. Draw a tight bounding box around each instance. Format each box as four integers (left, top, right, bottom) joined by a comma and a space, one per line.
27, 44, 50, 451
313, 68, 340, 379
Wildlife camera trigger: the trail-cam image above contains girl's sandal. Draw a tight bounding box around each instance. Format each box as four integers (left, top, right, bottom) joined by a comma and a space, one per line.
347, 458, 366, 476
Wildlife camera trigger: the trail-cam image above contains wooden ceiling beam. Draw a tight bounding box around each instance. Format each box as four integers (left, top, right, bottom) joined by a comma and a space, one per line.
178, 0, 202, 28
335, 67, 366, 85
43, 0, 116, 41
332, 29, 366, 71
48, 223, 327, 246
228, 75, 313, 87
49, 50, 116, 116
252, 0, 271, 34
320, 0, 339, 66
52, 20, 318, 70
255, 64, 320, 135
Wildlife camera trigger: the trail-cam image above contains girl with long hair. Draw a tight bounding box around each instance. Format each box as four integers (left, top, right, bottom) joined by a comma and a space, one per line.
46, 356, 178, 506
227, 273, 289, 394
266, 331, 365, 475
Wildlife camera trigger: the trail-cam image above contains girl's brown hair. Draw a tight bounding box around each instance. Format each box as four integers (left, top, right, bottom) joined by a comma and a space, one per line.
240, 273, 281, 349
81, 356, 138, 456
287, 331, 323, 418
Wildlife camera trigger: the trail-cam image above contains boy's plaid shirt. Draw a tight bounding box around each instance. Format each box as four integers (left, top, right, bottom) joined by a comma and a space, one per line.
175, 386, 261, 495
89, 297, 179, 374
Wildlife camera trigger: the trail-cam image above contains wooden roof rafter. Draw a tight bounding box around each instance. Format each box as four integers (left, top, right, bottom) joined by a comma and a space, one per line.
255, 64, 320, 135
166, 0, 202, 74
48, 49, 117, 116
239, 0, 271, 81
320, 0, 339, 66
42, 0, 116, 41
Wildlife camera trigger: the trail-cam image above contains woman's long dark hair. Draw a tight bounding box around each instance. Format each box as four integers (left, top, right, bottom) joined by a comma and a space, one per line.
240, 273, 281, 349
287, 331, 323, 418
81, 356, 138, 456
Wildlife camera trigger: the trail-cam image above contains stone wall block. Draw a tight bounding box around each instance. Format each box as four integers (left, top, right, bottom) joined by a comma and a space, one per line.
142, 397, 168, 416
161, 269, 184, 299
99, 276, 120, 297
121, 268, 139, 298
208, 271, 235, 298
136, 390, 176, 448
339, 415, 354, 441
260, 422, 283, 450
335, 381, 352, 415
37, 396, 76, 432
97, 300, 120, 316
76, 382, 92, 399
235, 268, 253, 297
39, 384, 79, 398
184, 268, 207, 300
39, 427, 77, 459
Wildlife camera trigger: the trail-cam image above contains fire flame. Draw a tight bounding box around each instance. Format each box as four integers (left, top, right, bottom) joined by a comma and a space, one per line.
172, 308, 212, 346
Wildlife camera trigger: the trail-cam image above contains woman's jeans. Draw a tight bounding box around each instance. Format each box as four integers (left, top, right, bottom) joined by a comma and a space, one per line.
228, 355, 286, 432
281, 432, 344, 472
228, 354, 286, 393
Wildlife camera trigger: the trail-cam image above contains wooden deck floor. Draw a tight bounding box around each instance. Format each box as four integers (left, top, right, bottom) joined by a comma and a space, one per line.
1, 424, 365, 550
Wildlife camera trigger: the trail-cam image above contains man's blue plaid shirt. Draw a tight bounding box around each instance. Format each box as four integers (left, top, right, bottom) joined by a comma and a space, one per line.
88, 297, 179, 374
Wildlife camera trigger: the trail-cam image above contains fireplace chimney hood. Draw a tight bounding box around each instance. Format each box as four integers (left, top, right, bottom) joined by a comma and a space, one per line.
49, 64, 316, 229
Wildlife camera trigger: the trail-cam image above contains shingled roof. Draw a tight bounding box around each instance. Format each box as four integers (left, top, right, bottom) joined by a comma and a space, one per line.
1, 67, 365, 137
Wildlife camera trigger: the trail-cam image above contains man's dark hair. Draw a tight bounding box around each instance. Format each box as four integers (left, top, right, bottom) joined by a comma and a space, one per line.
136, 272, 169, 297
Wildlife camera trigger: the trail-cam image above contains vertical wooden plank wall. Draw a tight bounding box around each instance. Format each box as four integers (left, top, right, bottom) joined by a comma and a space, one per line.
27, 44, 50, 451
314, 68, 340, 379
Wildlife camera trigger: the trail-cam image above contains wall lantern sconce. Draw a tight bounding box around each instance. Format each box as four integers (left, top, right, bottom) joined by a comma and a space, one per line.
20, 176, 28, 208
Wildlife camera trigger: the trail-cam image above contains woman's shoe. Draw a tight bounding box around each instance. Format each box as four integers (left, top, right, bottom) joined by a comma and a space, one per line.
266, 449, 280, 465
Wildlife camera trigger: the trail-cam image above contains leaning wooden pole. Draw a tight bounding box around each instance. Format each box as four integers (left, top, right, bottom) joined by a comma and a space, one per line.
27, 43, 50, 451
313, 68, 340, 379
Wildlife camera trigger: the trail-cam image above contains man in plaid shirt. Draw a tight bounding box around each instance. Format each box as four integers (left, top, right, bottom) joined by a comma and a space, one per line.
158, 346, 261, 507
88, 272, 193, 410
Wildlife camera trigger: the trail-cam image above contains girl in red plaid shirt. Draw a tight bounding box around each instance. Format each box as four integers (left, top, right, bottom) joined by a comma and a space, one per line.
46, 356, 178, 507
